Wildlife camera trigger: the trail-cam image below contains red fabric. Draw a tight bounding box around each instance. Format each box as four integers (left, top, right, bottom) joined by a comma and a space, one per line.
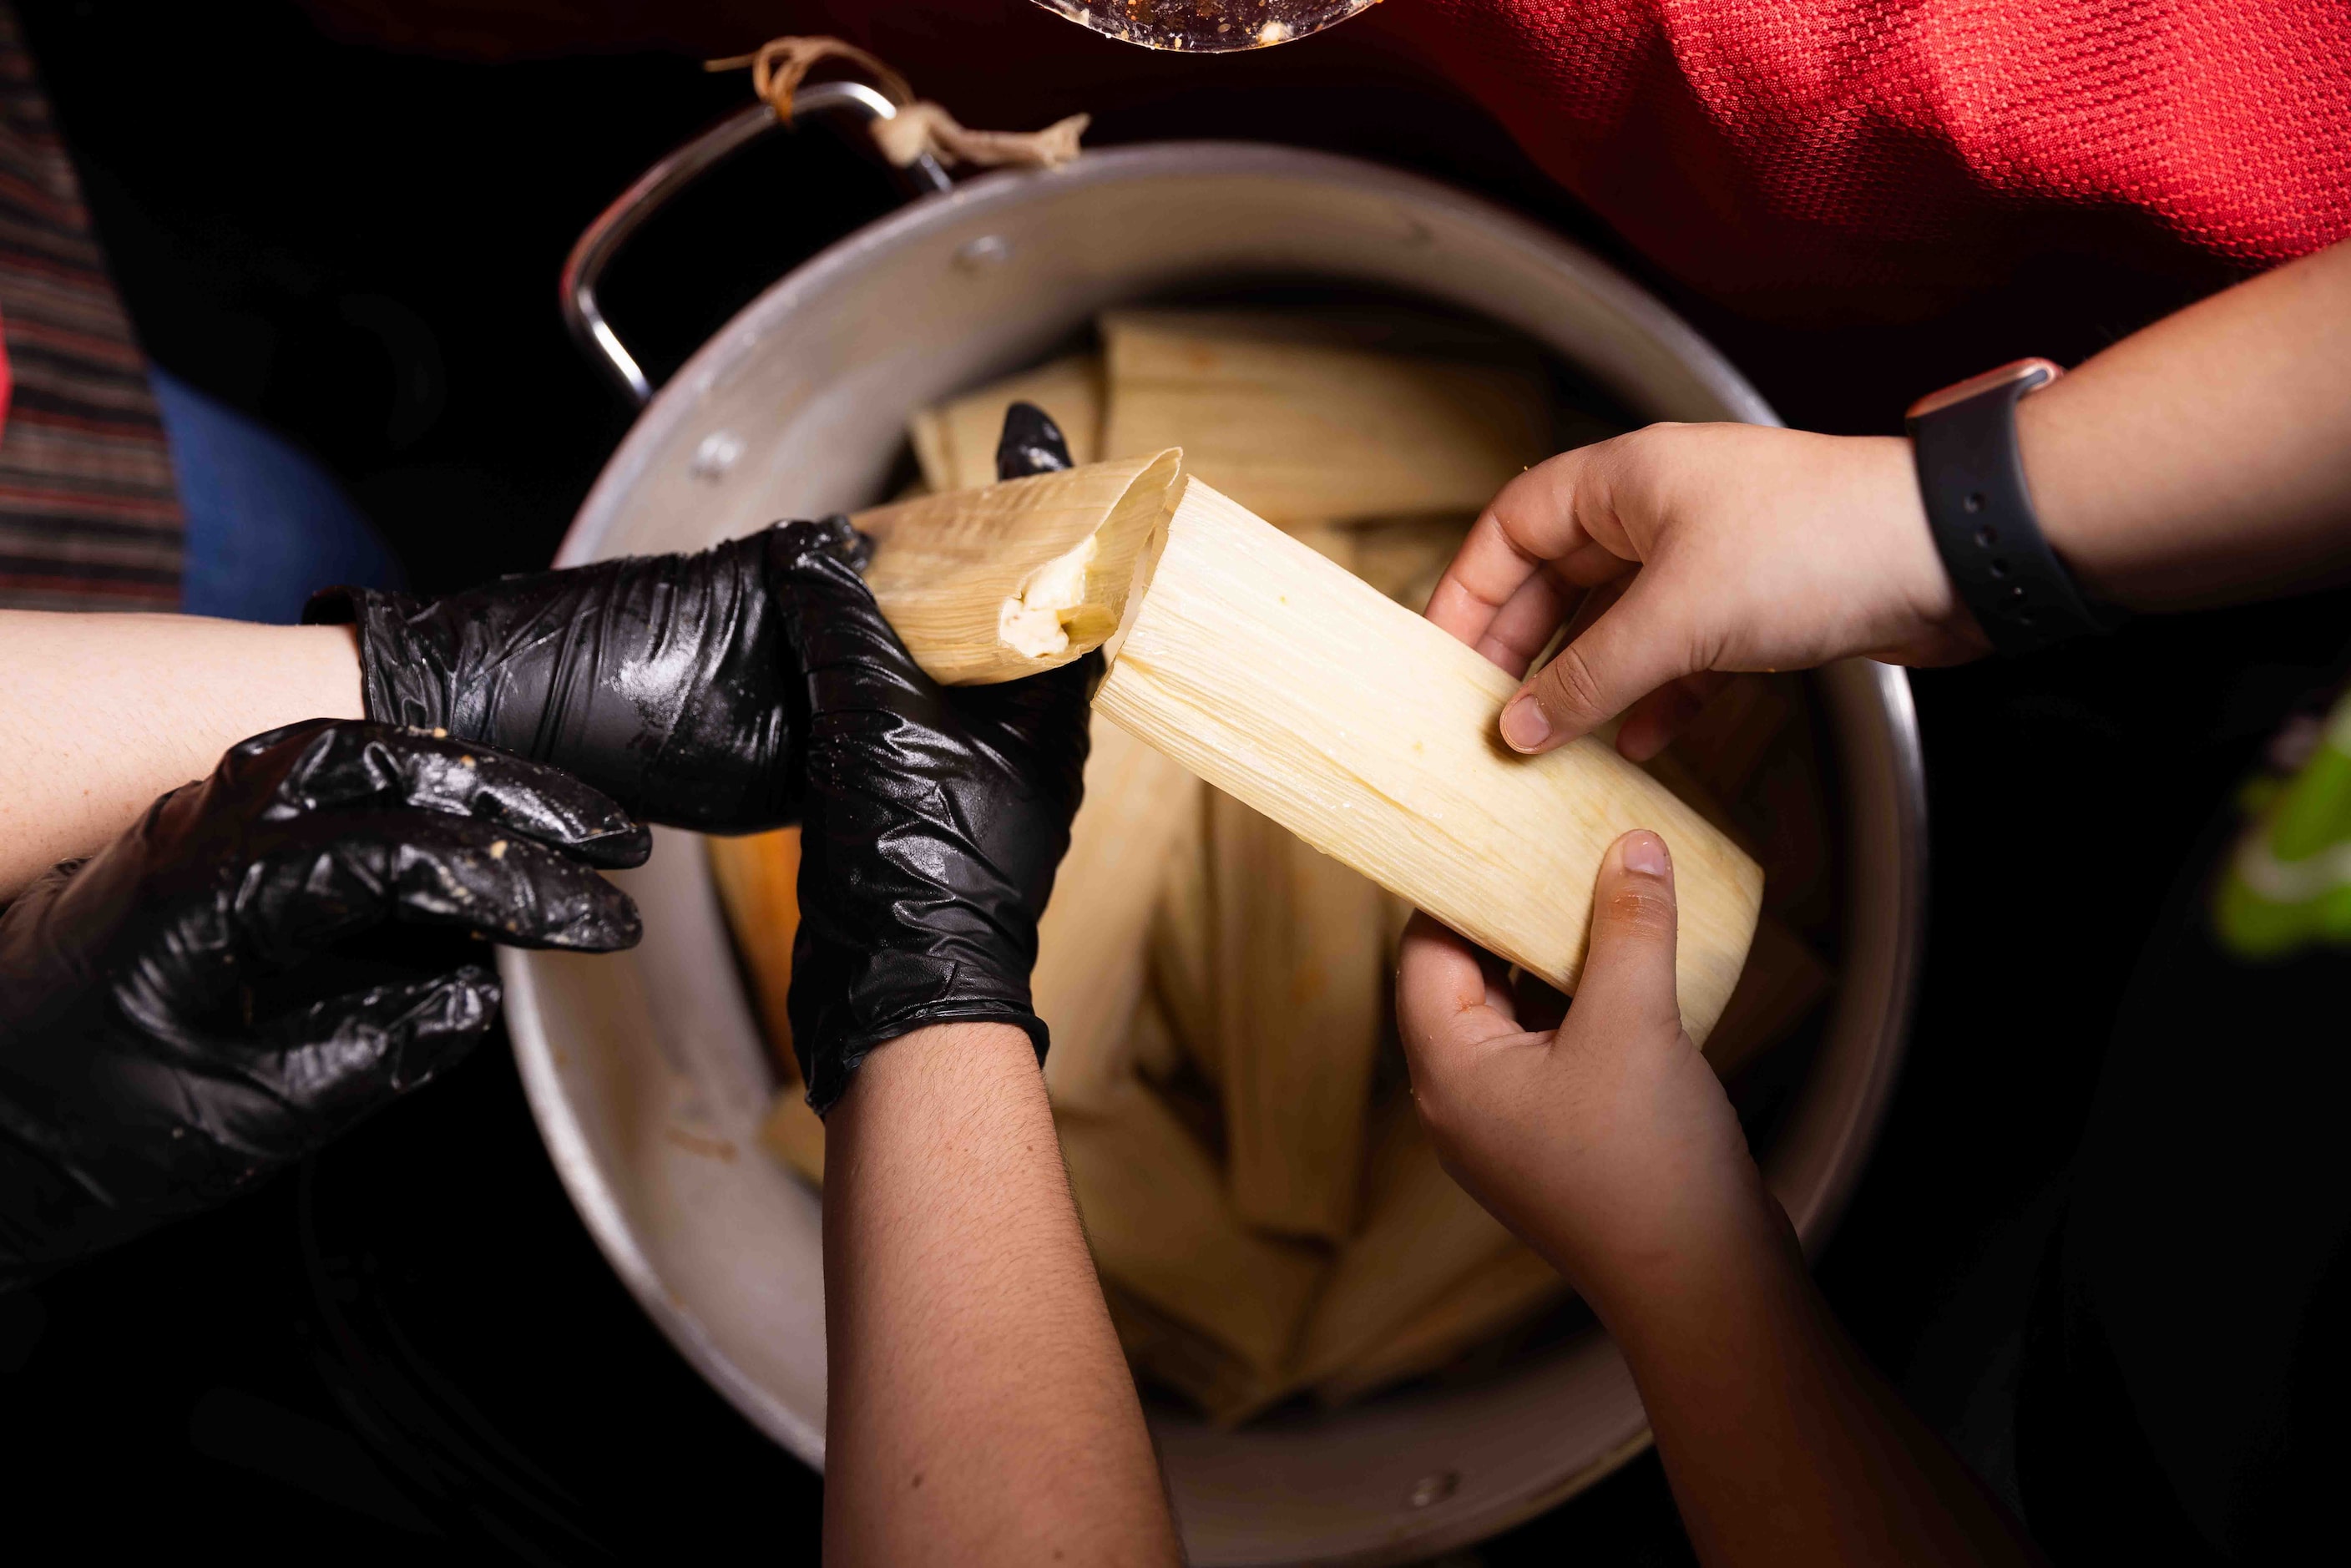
296, 0, 2351, 318
1367, 0, 2351, 313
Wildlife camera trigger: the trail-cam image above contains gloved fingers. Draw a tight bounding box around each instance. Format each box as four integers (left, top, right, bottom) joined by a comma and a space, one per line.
220, 718, 651, 868
238, 964, 502, 1153
224, 810, 642, 978
997, 401, 1075, 478
941, 652, 1100, 809
768, 522, 963, 740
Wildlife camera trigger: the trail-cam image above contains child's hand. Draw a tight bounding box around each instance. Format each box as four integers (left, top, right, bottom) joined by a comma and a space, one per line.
1424, 424, 1986, 760
1395, 830, 1785, 1318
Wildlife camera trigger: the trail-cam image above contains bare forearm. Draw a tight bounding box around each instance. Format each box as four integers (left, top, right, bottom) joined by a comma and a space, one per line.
2020, 237, 2351, 609
1593, 1219, 2036, 1568
820, 1023, 1178, 1568
0, 611, 364, 899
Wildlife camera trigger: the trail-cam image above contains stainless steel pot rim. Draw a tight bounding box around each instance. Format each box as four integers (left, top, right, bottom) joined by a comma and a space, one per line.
558, 139, 1775, 570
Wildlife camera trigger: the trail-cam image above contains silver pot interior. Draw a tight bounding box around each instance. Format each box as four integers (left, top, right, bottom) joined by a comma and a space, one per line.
502, 144, 1924, 1567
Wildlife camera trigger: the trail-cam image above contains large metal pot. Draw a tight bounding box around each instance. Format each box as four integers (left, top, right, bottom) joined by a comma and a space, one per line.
503, 107, 1925, 1566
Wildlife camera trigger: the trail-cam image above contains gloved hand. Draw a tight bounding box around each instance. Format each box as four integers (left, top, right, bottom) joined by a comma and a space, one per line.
0, 719, 647, 1286
785, 401, 1095, 1112
306, 524, 846, 833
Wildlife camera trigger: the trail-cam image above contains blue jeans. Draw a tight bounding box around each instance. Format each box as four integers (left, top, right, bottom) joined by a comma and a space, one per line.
152, 368, 403, 622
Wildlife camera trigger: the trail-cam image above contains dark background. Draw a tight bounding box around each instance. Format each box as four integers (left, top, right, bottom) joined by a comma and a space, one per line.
4, 2, 2346, 1561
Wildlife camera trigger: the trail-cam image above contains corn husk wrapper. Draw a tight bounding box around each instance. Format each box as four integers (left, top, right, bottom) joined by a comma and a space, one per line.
1292, 1104, 1518, 1387
1036, 716, 1202, 1109
1058, 1079, 1327, 1379
1211, 792, 1385, 1242
1100, 311, 1548, 526
1313, 1243, 1568, 1407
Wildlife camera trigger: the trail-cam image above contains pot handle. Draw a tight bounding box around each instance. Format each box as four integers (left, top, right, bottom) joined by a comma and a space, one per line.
560, 79, 953, 405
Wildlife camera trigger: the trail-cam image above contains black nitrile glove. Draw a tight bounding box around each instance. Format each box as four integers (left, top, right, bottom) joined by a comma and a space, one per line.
0, 719, 648, 1287
785, 401, 1092, 1112
306, 524, 841, 833
995, 399, 1074, 482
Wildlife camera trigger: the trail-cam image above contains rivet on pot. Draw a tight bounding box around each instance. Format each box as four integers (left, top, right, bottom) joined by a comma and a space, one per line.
689, 430, 744, 483
954, 234, 1013, 271
1408, 1469, 1461, 1509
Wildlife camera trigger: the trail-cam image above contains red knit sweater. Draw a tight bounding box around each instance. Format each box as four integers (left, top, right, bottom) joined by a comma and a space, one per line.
293, 0, 2351, 318
1365, 0, 2351, 312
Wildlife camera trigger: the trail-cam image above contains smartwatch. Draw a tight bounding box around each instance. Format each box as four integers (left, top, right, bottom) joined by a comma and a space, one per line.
1905, 357, 2121, 656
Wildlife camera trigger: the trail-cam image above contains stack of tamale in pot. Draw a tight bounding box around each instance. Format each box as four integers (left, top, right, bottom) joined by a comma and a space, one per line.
711, 312, 1838, 1422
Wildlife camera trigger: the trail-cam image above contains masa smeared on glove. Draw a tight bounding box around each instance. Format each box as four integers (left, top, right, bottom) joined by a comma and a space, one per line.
306, 527, 861, 833
786, 402, 1095, 1112
0, 719, 646, 1287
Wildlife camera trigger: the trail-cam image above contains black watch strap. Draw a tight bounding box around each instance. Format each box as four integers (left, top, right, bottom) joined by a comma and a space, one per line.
1905, 358, 2120, 657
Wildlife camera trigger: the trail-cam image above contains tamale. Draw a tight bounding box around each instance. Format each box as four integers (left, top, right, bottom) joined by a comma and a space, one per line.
1104, 1286, 1293, 1427
849, 451, 1180, 685
1094, 478, 1764, 1042
1035, 717, 1201, 1109
1312, 1243, 1568, 1407
1211, 792, 1385, 1241
705, 827, 801, 1073
1672, 674, 1795, 799
1146, 790, 1221, 1089
1058, 1080, 1327, 1379
1292, 1104, 1519, 1387
1751, 717, 1837, 931
1705, 914, 1833, 1079
1126, 987, 1186, 1085
908, 355, 1105, 494
758, 1087, 827, 1189
1099, 311, 1547, 525
708, 828, 829, 1186
1348, 514, 1473, 612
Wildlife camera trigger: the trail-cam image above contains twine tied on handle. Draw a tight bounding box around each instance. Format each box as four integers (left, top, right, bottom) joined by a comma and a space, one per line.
705, 36, 1090, 171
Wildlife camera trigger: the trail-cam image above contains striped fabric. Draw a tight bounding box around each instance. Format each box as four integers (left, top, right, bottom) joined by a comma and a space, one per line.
0, 2, 179, 610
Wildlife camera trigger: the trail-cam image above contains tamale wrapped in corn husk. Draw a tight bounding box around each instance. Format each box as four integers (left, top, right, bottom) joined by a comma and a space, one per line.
1058, 1079, 1327, 1379
1147, 791, 1221, 1089
1126, 986, 1186, 1085
707, 827, 829, 1187
1673, 674, 1796, 800
1752, 713, 1837, 932
1292, 1103, 1518, 1386
758, 1087, 827, 1189
1099, 311, 1548, 525
1095, 478, 1764, 1041
1312, 1243, 1568, 1407
908, 354, 1105, 494
1104, 1285, 1293, 1427
1640, 745, 1762, 860
706, 827, 801, 1072
1348, 514, 1474, 612
1705, 914, 1833, 1078
1211, 792, 1385, 1241
1285, 518, 1358, 569
1035, 717, 1202, 1109
849, 451, 1180, 685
